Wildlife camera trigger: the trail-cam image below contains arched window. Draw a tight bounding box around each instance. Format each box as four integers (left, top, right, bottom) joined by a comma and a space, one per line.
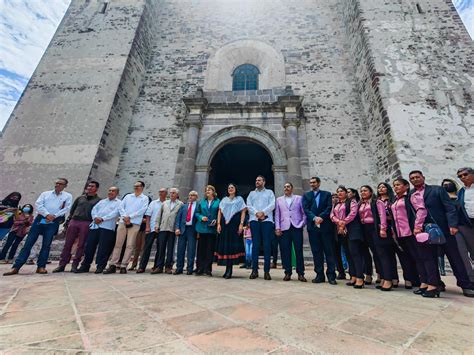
232, 64, 259, 91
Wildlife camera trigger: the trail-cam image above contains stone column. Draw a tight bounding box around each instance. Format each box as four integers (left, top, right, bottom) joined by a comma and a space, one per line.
273, 165, 288, 197
279, 95, 304, 195
180, 96, 207, 198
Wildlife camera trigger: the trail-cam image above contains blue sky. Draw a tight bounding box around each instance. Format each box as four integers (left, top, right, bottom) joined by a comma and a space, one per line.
0, 0, 473, 131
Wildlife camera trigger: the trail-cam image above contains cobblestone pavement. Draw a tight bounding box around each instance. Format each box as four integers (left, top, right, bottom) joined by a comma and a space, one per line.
0, 262, 472, 354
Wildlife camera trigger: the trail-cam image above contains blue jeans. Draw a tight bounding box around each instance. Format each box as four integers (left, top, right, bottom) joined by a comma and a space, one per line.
13, 216, 58, 269
176, 226, 197, 272
250, 221, 274, 273
245, 238, 252, 263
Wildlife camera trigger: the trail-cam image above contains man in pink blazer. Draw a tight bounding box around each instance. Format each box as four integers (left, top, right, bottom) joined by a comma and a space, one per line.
275, 182, 307, 282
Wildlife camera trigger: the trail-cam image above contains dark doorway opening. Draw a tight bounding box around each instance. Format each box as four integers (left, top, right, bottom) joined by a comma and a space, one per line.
208, 141, 274, 200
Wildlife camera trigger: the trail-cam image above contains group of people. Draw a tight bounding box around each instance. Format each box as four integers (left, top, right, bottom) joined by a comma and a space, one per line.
1, 167, 473, 299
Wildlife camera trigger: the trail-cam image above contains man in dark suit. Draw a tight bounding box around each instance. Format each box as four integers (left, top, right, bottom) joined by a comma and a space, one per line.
174, 190, 199, 275
409, 170, 474, 297
302, 176, 337, 284
456, 167, 474, 284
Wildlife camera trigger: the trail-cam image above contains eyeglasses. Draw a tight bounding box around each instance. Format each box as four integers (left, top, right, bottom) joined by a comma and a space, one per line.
457, 173, 469, 178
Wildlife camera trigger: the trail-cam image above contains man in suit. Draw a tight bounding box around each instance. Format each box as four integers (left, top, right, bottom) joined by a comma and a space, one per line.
302, 176, 336, 285
456, 167, 474, 283
174, 190, 199, 275
275, 182, 307, 282
154, 188, 184, 274
409, 170, 474, 297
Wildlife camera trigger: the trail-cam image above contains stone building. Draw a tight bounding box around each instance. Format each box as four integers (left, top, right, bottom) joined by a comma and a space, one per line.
0, 0, 472, 201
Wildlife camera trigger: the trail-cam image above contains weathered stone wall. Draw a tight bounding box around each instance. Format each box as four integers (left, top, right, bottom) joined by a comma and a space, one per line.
355, 0, 474, 184
116, 0, 374, 196
0, 0, 149, 200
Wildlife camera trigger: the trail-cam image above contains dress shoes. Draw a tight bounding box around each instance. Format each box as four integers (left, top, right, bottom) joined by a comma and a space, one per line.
71, 265, 78, 273
249, 271, 258, 279
94, 268, 104, 274
283, 274, 291, 281
36, 267, 48, 274
165, 267, 173, 274
462, 288, 474, 298
205, 271, 212, 277
151, 268, 163, 274
119, 267, 127, 274
271, 262, 277, 269
174, 270, 183, 275
336, 273, 346, 280
328, 279, 337, 285
312, 278, 325, 284
422, 289, 440, 298
298, 275, 307, 282
75, 267, 89, 273
136, 268, 145, 274
52, 266, 65, 273
264, 272, 271, 280
3, 268, 19, 276
186, 270, 193, 275
103, 265, 117, 274
195, 270, 204, 276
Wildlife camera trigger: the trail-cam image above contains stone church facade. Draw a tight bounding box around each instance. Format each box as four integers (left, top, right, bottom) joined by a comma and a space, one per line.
0, 0, 472, 200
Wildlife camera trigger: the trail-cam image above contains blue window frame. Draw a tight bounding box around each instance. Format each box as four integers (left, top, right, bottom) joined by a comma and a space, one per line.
232, 64, 259, 91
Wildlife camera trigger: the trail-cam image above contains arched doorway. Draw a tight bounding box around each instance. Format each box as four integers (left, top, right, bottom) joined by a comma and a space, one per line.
208, 140, 274, 199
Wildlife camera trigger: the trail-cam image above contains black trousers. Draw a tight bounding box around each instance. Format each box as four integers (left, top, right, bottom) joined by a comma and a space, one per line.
196, 233, 216, 273
94, 228, 116, 269
375, 243, 398, 281
155, 231, 176, 269
395, 239, 420, 285
308, 229, 336, 280
334, 234, 345, 275
279, 226, 305, 276
440, 234, 473, 289
401, 236, 439, 286
139, 232, 158, 270
81, 229, 100, 270
349, 239, 365, 279
361, 224, 381, 277
339, 235, 354, 277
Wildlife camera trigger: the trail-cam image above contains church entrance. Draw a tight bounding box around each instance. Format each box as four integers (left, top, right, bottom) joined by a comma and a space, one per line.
208, 140, 274, 199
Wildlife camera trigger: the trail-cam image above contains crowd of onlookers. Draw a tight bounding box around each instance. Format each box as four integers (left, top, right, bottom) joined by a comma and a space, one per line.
1, 167, 473, 299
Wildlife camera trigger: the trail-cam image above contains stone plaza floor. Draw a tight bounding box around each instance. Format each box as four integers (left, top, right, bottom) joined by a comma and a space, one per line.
0, 262, 473, 354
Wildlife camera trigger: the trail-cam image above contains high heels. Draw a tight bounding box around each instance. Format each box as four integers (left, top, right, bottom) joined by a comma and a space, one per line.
422, 289, 440, 298
346, 281, 356, 286
380, 285, 392, 292
413, 287, 427, 295
353, 283, 365, 289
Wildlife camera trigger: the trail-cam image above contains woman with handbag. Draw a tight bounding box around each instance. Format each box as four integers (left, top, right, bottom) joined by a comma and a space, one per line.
195, 185, 220, 276
331, 186, 365, 288
391, 178, 439, 298
0, 204, 34, 263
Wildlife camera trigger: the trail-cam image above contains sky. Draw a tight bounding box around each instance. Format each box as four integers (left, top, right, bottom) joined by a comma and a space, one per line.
0, 0, 473, 131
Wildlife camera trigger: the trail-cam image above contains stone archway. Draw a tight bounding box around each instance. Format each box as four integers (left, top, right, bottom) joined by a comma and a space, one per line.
193, 126, 288, 196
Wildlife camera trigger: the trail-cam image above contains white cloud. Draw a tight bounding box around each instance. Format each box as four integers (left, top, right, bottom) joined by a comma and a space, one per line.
0, 0, 70, 130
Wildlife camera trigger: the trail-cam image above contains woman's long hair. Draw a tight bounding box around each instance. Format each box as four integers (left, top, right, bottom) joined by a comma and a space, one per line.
1, 192, 21, 208
376, 182, 395, 203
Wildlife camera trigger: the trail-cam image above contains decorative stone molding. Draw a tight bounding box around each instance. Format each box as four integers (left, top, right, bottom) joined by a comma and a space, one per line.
195, 125, 287, 167
204, 39, 286, 91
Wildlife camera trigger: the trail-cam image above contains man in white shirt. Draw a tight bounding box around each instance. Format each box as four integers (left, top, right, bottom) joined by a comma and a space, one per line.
77, 187, 121, 273
246, 175, 276, 280
4, 178, 73, 276
137, 188, 168, 273
154, 188, 183, 274
174, 190, 199, 275
104, 181, 149, 274
457, 167, 474, 286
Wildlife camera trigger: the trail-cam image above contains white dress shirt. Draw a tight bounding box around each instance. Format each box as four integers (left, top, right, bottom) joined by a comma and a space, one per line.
91, 197, 121, 231
118, 193, 149, 225
247, 188, 276, 223
145, 199, 164, 231
284, 195, 293, 208
464, 184, 474, 218
35, 190, 73, 218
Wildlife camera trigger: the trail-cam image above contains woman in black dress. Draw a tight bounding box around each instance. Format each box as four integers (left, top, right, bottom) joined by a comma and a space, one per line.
215, 183, 247, 279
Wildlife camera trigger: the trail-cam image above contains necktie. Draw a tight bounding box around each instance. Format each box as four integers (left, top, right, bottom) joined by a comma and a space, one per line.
186, 203, 192, 223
